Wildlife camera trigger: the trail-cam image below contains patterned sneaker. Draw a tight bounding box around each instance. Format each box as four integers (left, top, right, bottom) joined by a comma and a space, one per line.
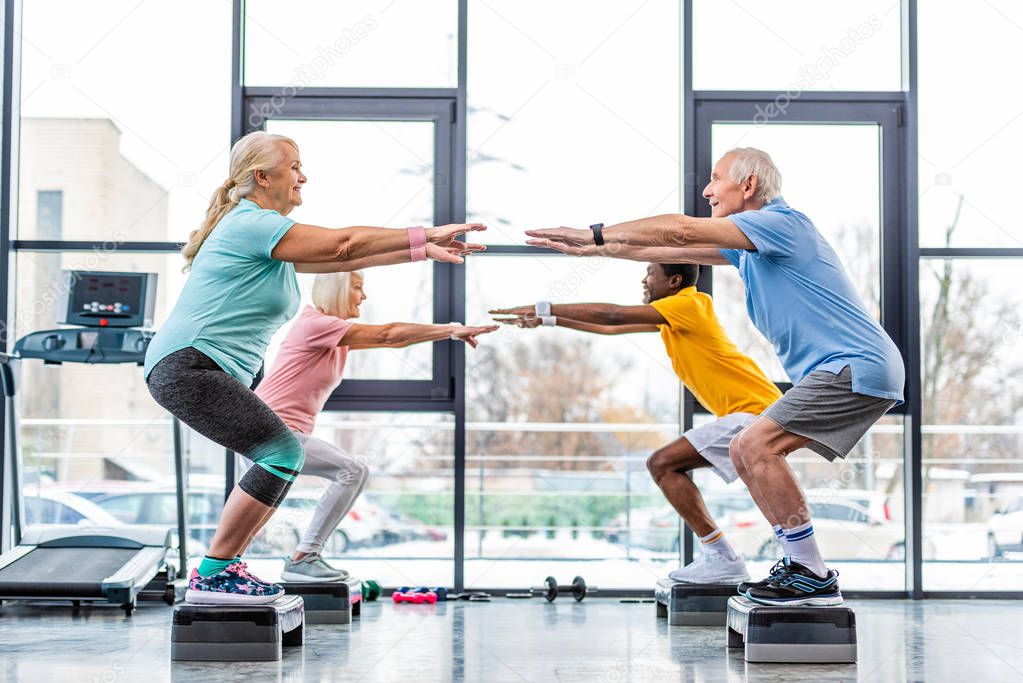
737, 557, 789, 595
185, 562, 285, 605
744, 560, 843, 607
281, 553, 349, 582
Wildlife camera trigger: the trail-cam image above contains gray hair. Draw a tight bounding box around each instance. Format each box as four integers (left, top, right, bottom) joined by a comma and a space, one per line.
723, 147, 782, 203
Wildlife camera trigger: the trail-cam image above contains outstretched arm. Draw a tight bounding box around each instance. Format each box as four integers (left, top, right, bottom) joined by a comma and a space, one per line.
490, 302, 667, 326
494, 315, 658, 335
341, 322, 498, 350
525, 215, 752, 258
521, 241, 730, 265
295, 242, 486, 273
273, 222, 487, 267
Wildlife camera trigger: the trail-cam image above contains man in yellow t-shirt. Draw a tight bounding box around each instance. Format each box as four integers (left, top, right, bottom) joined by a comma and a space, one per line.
491, 263, 782, 584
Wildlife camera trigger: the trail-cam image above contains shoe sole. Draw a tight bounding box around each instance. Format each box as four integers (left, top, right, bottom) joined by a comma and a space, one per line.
743, 593, 844, 607
668, 576, 752, 585
281, 570, 347, 583
185, 589, 284, 605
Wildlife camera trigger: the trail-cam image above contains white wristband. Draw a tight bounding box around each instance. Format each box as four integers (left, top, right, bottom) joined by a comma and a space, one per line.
541, 316, 557, 327
449, 322, 464, 339
535, 301, 552, 317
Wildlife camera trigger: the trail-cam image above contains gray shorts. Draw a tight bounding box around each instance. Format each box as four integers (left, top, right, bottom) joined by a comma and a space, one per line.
762, 366, 896, 461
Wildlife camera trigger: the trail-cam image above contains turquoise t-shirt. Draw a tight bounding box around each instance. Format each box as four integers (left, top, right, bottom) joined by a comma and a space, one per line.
720, 197, 905, 403
144, 198, 300, 387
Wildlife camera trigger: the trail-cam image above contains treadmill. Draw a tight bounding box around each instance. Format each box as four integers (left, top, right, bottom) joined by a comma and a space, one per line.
0, 270, 189, 616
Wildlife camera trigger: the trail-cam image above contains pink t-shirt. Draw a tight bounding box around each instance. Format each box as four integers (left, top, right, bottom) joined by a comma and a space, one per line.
256, 305, 354, 434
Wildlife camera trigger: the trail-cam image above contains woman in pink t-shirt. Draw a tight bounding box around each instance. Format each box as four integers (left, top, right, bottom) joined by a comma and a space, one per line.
250, 271, 496, 581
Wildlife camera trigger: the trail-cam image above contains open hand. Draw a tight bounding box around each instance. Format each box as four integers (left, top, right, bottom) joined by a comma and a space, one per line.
488, 305, 533, 317
451, 324, 499, 348
491, 315, 541, 329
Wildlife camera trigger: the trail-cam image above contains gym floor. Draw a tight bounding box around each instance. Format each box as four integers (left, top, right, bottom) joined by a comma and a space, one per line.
1, 598, 1020, 681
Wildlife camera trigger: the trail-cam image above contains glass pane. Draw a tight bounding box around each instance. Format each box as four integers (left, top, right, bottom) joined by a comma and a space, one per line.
918, 3, 1023, 247
19, 1, 232, 242
14, 252, 215, 561
467, 0, 680, 244
693, 0, 902, 91
710, 123, 882, 383
464, 256, 682, 589
697, 415, 906, 590
242, 412, 455, 588
244, 0, 457, 87
921, 260, 1023, 589
264, 119, 435, 380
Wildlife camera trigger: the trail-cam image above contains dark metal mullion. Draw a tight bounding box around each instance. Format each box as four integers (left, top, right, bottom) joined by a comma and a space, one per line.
919, 248, 1023, 258
904, 0, 923, 599
12, 240, 183, 252
243, 86, 458, 100
231, 0, 244, 141
681, 0, 695, 568
693, 90, 905, 103
0, 0, 23, 555
453, 0, 468, 593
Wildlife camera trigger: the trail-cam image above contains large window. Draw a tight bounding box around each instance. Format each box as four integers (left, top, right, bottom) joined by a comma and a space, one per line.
3, 1, 1018, 597
18, 1, 232, 243
467, 0, 680, 244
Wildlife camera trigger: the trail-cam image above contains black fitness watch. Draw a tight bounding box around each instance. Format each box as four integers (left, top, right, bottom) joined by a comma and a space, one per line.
590, 223, 605, 246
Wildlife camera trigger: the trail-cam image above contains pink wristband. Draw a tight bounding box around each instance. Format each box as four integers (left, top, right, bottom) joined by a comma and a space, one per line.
408, 226, 427, 262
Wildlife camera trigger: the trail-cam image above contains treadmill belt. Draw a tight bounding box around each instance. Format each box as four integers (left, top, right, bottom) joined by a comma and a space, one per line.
0, 547, 139, 597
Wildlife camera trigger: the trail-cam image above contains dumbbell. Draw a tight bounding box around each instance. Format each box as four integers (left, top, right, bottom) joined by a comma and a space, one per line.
398, 586, 449, 601
529, 576, 596, 602
362, 580, 381, 602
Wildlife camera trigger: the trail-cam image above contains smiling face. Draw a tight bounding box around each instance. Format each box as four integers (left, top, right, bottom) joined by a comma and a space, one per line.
641, 263, 676, 304
702, 153, 755, 218
346, 274, 366, 318
255, 142, 306, 215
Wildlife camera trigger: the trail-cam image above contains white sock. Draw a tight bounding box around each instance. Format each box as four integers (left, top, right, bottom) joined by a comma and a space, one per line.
772, 524, 790, 560
783, 521, 827, 577
699, 529, 738, 561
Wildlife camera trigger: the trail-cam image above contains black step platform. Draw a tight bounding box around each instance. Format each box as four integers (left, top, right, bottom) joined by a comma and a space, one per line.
279, 576, 362, 624
171, 594, 304, 662
654, 579, 737, 626
725, 596, 857, 663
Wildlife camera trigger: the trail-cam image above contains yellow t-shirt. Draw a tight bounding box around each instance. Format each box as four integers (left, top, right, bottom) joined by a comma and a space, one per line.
650, 287, 781, 418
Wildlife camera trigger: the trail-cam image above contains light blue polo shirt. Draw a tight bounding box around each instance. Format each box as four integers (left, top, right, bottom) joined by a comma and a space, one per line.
144, 198, 300, 387
720, 197, 904, 403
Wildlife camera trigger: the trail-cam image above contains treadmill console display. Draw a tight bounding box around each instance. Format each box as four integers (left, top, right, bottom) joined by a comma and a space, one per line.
58, 271, 157, 328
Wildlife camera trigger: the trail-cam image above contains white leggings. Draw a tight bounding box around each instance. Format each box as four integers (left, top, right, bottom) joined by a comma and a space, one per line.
240, 432, 370, 554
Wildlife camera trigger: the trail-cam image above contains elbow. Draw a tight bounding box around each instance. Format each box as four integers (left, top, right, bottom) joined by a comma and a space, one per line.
605, 308, 627, 325
378, 323, 400, 346
673, 214, 694, 247
332, 232, 355, 262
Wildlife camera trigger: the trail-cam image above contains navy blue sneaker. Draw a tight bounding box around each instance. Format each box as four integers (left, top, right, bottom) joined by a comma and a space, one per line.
744, 560, 843, 606
737, 557, 789, 595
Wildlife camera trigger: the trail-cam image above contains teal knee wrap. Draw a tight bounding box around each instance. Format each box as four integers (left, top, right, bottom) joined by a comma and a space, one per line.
250, 431, 305, 482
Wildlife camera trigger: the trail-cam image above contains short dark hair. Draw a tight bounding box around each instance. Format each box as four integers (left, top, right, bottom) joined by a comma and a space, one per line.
660, 263, 700, 289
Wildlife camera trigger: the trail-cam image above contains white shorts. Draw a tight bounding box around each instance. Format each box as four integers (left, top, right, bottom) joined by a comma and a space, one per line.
684, 412, 758, 483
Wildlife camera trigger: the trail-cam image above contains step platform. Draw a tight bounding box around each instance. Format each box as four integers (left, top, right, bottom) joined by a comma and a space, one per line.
654, 579, 737, 626
725, 596, 857, 663
279, 576, 362, 624
171, 594, 304, 662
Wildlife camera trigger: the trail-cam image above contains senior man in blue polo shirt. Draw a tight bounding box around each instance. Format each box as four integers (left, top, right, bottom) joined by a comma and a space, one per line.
526, 147, 904, 606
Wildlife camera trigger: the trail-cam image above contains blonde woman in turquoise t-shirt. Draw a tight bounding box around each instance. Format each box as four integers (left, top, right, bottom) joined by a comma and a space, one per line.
145, 131, 485, 604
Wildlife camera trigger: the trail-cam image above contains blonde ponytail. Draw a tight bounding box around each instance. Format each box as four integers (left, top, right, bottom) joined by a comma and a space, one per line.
181, 131, 299, 270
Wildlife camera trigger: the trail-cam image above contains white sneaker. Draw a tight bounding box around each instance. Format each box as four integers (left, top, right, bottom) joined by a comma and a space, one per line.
668, 550, 751, 585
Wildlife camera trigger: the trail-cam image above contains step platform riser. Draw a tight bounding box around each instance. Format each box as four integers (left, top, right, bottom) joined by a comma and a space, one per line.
654, 579, 738, 627
280, 576, 362, 625
171, 594, 305, 662
726, 596, 857, 664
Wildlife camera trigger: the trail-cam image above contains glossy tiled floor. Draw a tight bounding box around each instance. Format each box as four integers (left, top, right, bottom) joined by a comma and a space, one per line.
1, 598, 1021, 682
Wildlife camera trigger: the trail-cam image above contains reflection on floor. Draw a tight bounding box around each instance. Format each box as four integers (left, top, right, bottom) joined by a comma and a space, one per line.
2, 597, 1021, 681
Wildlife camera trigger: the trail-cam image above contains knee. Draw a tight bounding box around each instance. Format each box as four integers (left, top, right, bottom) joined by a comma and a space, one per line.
729, 431, 769, 477
646, 448, 672, 483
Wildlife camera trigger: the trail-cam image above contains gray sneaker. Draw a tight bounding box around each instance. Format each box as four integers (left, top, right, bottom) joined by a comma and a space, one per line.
281, 553, 349, 582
